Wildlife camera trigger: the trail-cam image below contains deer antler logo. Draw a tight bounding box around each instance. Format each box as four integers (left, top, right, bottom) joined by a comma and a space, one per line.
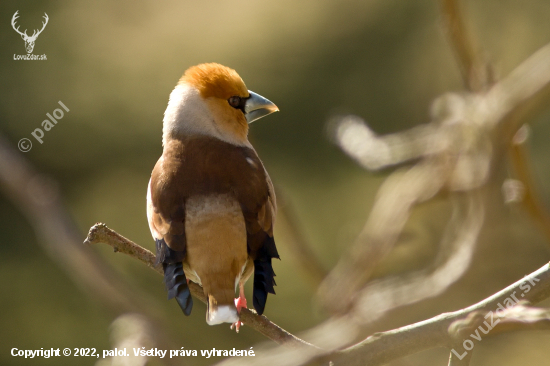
12, 11, 49, 54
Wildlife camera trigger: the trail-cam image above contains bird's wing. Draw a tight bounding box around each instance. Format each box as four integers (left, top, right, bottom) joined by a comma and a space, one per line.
252, 173, 279, 315
148, 139, 188, 264
237, 148, 279, 315
147, 139, 193, 315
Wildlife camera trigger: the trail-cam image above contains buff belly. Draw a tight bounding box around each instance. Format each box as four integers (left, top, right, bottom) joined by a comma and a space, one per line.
183, 194, 248, 324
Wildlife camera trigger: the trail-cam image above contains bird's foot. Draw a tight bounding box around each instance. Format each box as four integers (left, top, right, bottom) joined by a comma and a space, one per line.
230, 284, 247, 332
234, 293, 247, 312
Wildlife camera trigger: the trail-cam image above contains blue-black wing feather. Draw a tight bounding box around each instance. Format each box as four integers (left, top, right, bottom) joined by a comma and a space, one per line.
156, 238, 193, 316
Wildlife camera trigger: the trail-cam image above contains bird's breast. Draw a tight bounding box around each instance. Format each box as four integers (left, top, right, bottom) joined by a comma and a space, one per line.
182, 193, 248, 289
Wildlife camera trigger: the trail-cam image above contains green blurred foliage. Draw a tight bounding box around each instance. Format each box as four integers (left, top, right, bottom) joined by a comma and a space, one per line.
1, 1, 550, 365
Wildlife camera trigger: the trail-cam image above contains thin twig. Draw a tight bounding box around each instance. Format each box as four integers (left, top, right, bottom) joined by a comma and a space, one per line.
85, 223, 318, 348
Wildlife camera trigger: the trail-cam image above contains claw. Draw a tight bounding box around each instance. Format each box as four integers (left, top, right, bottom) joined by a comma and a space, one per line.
230, 320, 243, 332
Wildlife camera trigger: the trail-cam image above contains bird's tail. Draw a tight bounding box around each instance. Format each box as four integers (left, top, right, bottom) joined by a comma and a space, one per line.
163, 262, 193, 316
253, 235, 279, 315
206, 294, 239, 325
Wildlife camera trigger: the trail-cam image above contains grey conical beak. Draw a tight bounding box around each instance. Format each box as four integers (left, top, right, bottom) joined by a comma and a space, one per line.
244, 90, 279, 124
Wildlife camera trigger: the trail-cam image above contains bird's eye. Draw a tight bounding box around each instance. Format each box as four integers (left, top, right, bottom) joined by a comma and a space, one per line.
228, 96, 242, 109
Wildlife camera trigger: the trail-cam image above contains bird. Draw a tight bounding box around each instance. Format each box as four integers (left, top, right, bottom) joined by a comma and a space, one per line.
146, 63, 279, 330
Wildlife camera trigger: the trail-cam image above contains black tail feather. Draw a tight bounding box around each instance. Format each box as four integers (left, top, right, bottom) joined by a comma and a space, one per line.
163, 262, 193, 316
252, 236, 278, 315
253, 258, 275, 315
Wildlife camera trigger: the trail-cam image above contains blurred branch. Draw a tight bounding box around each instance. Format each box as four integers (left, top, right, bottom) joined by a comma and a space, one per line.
98, 313, 155, 366
0, 133, 180, 366
214, 262, 550, 366
488, 41, 550, 137
445, 303, 550, 365
277, 191, 327, 286
449, 303, 550, 339
321, 262, 550, 366
322, 40, 550, 316
216, 317, 358, 366
441, 0, 550, 251
85, 223, 318, 348
508, 126, 550, 245
448, 348, 472, 366
333, 115, 441, 170
350, 192, 483, 324
0, 133, 137, 313
318, 156, 449, 314
440, 0, 491, 91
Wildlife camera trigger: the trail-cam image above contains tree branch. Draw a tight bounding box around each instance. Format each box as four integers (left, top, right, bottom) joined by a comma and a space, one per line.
212, 263, 550, 366
448, 303, 550, 338
84, 223, 318, 348
80, 175, 541, 366
323, 262, 550, 366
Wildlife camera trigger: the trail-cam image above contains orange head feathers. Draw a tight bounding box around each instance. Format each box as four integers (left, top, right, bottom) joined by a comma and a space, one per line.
163, 63, 278, 147
179, 63, 249, 100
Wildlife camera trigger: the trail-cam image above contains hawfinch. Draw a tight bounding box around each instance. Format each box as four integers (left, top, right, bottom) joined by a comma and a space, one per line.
147, 63, 279, 329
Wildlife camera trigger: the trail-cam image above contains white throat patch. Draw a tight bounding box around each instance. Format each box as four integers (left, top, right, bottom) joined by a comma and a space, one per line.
162, 84, 250, 147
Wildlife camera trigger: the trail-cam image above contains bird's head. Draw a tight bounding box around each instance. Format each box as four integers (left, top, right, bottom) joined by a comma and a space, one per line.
163, 63, 278, 146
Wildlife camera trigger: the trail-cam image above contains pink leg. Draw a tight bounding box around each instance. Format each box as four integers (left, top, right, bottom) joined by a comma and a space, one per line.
235, 283, 247, 312
231, 283, 247, 332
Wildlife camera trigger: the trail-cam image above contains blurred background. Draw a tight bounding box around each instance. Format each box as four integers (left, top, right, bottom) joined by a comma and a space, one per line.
1, 0, 550, 365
